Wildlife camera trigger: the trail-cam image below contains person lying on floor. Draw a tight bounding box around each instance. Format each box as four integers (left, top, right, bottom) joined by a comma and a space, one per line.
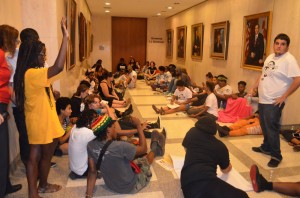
152, 80, 192, 115
281, 128, 300, 152
217, 112, 261, 137
250, 164, 300, 197
85, 116, 166, 196
181, 116, 248, 198
187, 81, 218, 121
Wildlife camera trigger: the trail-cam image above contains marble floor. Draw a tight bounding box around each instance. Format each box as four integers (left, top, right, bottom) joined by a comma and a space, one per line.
7, 80, 299, 198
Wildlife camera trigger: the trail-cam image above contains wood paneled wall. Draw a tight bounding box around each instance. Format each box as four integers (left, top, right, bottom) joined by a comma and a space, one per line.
112, 17, 147, 72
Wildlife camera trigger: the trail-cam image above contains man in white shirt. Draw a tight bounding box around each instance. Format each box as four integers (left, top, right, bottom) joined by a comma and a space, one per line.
126, 65, 137, 89
251, 33, 300, 167
152, 80, 192, 115
214, 75, 233, 108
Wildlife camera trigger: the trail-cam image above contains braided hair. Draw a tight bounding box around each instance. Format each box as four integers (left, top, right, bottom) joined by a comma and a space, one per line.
14, 40, 45, 111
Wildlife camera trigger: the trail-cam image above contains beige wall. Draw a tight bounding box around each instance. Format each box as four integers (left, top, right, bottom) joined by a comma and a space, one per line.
165, 0, 300, 124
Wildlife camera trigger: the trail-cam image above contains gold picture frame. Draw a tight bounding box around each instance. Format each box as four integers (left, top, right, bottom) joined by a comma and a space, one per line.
191, 23, 204, 60
242, 11, 272, 71
176, 26, 187, 60
67, 0, 76, 70
210, 21, 229, 60
166, 29, 173, 59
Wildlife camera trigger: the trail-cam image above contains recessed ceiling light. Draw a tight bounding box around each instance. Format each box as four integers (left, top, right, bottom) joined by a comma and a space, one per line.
167, 6, 173, 9
105, 2, 110, 6
157, 13, 161, 16
105, 10, 110, 13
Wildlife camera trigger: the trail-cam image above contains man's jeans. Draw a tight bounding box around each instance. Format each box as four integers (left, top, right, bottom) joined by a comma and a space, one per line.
259, 103, 285, 161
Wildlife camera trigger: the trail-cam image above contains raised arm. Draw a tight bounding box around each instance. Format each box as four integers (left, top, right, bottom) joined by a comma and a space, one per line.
47, 17, 69, 79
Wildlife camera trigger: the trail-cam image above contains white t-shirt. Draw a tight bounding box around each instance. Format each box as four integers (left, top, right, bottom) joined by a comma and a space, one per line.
215, 84, 233, 96
259, 52, 300, 104
68, 125, 96, 175
127, 70, 137, 88
205, 93, 218, 117
174, 87, 192, 103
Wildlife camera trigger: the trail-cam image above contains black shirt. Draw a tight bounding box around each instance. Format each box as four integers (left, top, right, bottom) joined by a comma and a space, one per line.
181, 127, 230, 188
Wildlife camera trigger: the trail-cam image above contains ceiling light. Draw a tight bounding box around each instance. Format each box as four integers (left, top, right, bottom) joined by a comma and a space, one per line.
167, 6, 173, 9
157, 13, 161, 16
105, 10, 110, 13
105, 2, 110, 6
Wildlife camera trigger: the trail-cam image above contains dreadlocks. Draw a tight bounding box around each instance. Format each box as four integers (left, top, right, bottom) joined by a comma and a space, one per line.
14, 40, 45, 111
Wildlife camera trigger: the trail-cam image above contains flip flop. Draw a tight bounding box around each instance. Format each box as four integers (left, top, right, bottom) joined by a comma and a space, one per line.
38, 183, 62, 193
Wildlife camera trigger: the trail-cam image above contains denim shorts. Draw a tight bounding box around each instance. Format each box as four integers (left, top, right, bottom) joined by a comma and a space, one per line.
131, 158, 152, 193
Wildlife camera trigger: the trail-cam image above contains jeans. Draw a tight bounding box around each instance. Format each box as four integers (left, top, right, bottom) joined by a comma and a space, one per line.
259, 103, 285, 161
12, 107, 30, 164
167, 78, 178, 93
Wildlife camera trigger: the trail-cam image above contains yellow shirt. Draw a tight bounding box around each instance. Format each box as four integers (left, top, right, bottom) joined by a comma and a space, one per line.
24, 68, 64, 144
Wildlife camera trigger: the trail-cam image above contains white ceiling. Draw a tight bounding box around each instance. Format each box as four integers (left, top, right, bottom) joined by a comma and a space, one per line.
86, 0, 207, 18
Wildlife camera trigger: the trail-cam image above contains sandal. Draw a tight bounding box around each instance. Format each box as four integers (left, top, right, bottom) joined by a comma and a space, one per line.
38, 183, 62, 193
152, 105, 160, 114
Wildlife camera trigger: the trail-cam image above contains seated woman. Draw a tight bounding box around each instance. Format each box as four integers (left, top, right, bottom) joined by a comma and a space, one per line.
217, 112, 261, 137
70, 83, 89, 124
188, 81, 218, 121
84, 69, 97, 95
152, 80, 192, 115
231, 81, 247, 99
144, 61, 157, 81
54, 97, 73, 156
99, 71, 130, 108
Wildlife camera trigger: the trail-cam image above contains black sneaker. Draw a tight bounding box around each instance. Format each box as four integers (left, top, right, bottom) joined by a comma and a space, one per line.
147, 116, 160, 129
156, 116, 161, 129
250, 165, 264, 192
122, 104, 133, 117
5, 184, 22, 195
252, 147, 271, 155
50, 162, 57, 168
143, 129, 152, 138
217, 124, 229, 137
267, 158, 281, 168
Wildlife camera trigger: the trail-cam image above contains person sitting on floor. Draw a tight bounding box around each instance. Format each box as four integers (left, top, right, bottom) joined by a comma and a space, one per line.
217, 112, 261, 137
188, 81, 218, 121
152, 80, 192, 115
85, 116, 166, 195
181, 116, 248, 198
126, 65, 137, 89
281, 128, 300, 152
68, 109, 98, 179
144, 61, 157, 81
150, 66, 172, 92
214, 74, 233, 108
250, 164, 300, 197
231, 81, 247, 99
54, 97, 73, 156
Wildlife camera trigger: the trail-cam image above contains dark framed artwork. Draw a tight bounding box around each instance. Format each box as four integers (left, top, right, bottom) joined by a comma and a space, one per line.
79, 12, 86, 62
67, 0, 76, 70
176, 26, 187, 60
191, 23, 204, 60
90, 34, 94, 52
166, 29, 173, 59
242, 12, 272, 70
210, 21, 229, 60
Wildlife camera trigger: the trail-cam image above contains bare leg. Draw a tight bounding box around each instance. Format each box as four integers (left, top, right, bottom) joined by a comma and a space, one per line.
86, 158, 97, 198
38, 138, 61, 192
273, 182, 300, 196
163, 105, 186, 115
59, 143, 68, 155
27, 144, 42, 198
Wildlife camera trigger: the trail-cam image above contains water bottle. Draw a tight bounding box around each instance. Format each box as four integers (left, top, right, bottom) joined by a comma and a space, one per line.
291, 125, 295, 130
247, 96, 252, 105
220, 101, 224, 110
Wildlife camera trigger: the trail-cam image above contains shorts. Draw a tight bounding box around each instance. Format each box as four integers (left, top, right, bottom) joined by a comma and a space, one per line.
130, 158, 152, 193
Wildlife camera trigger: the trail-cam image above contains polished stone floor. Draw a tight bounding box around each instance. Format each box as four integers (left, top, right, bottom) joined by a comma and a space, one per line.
7, 80, 299, 198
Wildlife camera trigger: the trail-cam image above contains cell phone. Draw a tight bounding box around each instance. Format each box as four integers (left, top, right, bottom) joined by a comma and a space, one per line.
292, 133, 300, 138
2, 112, 9, 120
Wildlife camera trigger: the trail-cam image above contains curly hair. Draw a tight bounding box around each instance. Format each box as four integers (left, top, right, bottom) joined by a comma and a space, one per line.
56, 97, 72, 115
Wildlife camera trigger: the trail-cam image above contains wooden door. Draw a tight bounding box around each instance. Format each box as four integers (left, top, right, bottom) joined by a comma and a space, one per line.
112, 17, 147, 73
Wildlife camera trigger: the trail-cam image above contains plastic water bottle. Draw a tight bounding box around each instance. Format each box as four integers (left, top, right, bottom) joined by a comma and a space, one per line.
269, 170, 274, 181
291, 125, 295, 130
220, 101, 224, 110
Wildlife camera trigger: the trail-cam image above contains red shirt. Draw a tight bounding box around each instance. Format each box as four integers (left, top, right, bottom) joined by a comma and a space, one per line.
0, 49, 11, 104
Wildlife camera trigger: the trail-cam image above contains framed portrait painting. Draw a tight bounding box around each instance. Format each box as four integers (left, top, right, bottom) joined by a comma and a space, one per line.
242, 12, 272, 70
79, 12, 87, 62
191, 23, 204, 60
176, 26, 187, 60
210, 21, 229, 60
166, 29, 173, 59
67, 0, 76, 70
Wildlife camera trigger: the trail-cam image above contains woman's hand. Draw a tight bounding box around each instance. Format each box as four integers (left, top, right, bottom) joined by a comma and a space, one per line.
61, 17, 69, 39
